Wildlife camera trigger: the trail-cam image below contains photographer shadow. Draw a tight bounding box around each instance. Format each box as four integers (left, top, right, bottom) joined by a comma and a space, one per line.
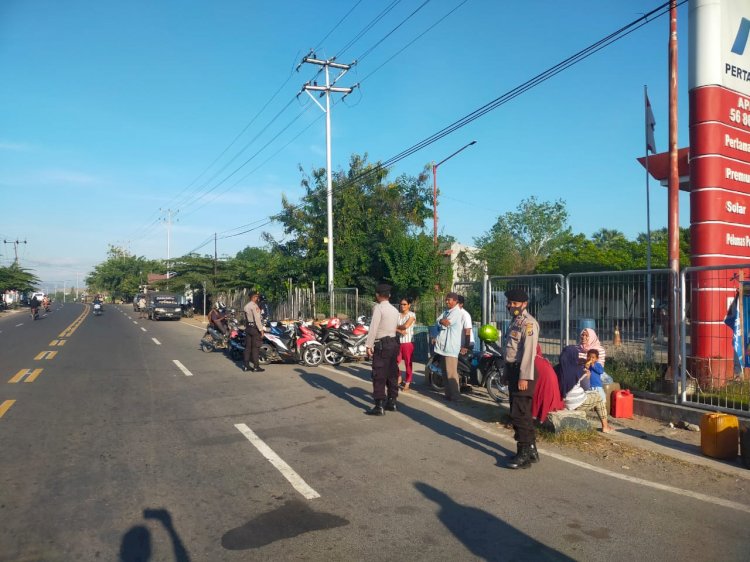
119, 508, 190, 562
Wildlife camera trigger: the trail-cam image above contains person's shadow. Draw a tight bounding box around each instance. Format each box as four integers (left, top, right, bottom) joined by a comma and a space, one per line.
298, 370, 512, 465
119, 508, 190, 562
415, 482, 574, 561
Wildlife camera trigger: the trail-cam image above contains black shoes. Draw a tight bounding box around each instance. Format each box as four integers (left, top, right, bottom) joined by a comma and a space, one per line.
529, 443, 539, 463
242, 364, 265, 372
507, 443, 533, 470
385, 398, 398, 412
254, 367, 265, 372
365, 400, 385, 416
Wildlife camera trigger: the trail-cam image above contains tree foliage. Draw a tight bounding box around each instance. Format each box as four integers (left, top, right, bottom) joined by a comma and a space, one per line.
267, 153, 435, 292
85, 246, 161, 300
0, 264, 39, 293
475, 196, 571, 275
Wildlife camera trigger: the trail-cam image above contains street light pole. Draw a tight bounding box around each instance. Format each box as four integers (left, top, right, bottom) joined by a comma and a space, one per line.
432, 140, 477, 245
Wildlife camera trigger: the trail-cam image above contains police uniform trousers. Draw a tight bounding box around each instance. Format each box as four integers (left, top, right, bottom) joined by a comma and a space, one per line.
243, 325, 263, 368
507, 363, 537, 444
371, 337, 400, 400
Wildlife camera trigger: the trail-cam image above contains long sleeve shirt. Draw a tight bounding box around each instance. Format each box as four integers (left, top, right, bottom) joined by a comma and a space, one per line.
503, 310, 539, 381
365, 300, 399, 349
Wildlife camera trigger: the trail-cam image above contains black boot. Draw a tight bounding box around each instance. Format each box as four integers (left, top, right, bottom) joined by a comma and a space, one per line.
385, 398, 398, 412
365, 399, 385, 416
529, 442, 540, 463
507, 443, 532, 469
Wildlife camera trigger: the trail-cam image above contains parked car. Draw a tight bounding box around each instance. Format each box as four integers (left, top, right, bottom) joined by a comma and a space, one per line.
146, 293, 182, 321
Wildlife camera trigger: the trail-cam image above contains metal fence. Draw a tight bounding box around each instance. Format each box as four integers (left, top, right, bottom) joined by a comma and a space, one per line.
680, 263, 750, 414
487, 274, 565, 359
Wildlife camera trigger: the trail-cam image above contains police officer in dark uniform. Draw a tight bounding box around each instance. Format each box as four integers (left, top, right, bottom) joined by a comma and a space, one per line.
503, 288, 540, 469
364, 284, 400, 416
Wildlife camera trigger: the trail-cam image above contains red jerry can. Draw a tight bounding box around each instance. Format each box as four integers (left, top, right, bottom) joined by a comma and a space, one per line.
610, 390, 634, 418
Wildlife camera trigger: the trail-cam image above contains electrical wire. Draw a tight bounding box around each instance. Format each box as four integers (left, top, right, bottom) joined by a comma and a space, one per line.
196, 0, 682, 242
334, 0, 403, 59
355, 0, 432, 62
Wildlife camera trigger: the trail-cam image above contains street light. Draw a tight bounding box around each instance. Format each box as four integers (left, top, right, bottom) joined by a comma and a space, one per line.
432, 140, 477, 245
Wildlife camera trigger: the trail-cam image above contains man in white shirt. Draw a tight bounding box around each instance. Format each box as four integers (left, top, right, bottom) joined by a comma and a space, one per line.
457, 295, 474, 353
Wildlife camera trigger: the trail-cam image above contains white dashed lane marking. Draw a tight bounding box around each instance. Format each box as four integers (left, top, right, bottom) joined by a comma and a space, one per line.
172, 360, 193, 377
151, 338, 161, 345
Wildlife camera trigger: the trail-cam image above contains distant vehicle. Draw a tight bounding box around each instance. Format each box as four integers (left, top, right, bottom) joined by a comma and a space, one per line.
146, 293, 182, 321
30, 291, 45, 302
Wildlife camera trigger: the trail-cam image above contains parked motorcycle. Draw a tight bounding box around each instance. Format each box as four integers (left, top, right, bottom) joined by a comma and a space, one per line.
259, 321, 323, 366
200, 311, 237, 353
477, 340, 509, 403
424, 350, 477, 393
322, 326, 368, 365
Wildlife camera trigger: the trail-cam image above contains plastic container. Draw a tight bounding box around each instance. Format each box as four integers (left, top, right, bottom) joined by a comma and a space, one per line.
602, 382, 621, 416
611, 389, 634, 418
579, 318, 596, 333
700, 412, 739, 460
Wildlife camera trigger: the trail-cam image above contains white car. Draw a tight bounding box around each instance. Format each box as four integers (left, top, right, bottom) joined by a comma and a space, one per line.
30, 292, 45, 302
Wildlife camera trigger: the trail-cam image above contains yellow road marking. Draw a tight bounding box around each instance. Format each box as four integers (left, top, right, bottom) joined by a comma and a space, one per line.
25, 369, 44, 383
0, 400, 15, 419
49, 339, 67, 347
58, 307, 89, 337
9, 368, 43, 383
34, 352, 46, 360
34, 351, 57, 360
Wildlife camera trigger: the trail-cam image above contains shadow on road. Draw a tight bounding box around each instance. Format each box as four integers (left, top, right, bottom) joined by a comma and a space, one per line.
298, 370, 512, 465
415, 482, 574, 561
120, 508, 190, 562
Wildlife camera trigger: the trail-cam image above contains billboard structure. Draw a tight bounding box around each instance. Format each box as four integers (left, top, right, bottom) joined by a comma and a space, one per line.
688, 0, 750, 381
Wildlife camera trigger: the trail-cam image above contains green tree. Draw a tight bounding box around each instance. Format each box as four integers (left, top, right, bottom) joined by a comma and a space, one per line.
268, 153, 434, 292
380, 232, 443, 297
0, 264, 39, 293
475, 197, 571, 275
86, 246, 161, 300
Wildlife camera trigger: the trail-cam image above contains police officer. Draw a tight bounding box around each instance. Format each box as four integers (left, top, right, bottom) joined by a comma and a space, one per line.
503, 288, 539, 469
243, 290, 265, 372
364, 284, 400, 416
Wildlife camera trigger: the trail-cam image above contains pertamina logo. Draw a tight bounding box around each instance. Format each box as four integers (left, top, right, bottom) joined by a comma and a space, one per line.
731, 17, 750, 55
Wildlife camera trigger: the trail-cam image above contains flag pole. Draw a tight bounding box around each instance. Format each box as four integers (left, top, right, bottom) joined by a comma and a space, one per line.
645, 85, 653, 362
740, 271, 745, 377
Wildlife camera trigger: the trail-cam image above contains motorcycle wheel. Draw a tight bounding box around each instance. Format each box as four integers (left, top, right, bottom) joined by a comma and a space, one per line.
258, 344, 272, 365
485, 370, 510, 403
427, 358, 446, 391
323, 344, 344, 365
200, 339, 214, 353
302, 343, 323, 366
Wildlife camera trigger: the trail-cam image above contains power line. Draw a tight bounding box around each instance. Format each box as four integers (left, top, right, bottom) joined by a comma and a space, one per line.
195, 0, 680, 243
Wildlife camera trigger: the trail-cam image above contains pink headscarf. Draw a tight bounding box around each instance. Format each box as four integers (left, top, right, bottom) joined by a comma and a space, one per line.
578, 328, 606, 365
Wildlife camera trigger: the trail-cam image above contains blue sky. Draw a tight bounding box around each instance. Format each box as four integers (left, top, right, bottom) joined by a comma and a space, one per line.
0, 0, 691, 289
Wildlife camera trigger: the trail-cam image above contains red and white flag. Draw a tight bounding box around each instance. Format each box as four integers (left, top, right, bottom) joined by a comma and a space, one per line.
645, 94, 657, 153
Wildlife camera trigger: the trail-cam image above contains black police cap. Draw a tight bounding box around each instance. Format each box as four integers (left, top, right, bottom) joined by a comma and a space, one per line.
504, 288, 528, 302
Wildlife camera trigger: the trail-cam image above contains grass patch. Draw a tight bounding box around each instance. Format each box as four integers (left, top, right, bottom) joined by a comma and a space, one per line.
606, 348, 663, 392
538, 427, 599, 445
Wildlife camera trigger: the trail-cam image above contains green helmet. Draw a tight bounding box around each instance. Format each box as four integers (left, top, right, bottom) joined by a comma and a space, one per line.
478, 324, 499, 343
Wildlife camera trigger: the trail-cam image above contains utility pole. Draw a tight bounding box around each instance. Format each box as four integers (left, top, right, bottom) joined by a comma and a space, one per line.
214, 232, 218, 287
298, 52, 356, 309
161, 208, 178, 284
3, 239, 27, 265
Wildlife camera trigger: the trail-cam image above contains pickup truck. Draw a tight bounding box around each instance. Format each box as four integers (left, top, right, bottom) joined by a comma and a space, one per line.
146, 293, 182, 321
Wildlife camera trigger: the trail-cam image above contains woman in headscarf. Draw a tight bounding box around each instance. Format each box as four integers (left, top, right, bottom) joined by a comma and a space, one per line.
556, 345, 581, 398
577, 328, 606, 366
531, 344, 563, 423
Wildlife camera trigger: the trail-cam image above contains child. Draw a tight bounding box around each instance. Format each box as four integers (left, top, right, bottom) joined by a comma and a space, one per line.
585, 349, 606, 403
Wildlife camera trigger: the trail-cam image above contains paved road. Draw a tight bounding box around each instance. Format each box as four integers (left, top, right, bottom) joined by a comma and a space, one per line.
1, 303, 749, 561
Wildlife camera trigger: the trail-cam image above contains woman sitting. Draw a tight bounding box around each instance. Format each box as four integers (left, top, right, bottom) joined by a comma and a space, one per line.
558, 345, 613, 433
532, 345, 563, 422
577, 328, 606, 367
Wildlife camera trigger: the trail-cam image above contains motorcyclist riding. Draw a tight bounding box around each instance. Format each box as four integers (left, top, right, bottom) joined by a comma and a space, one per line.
30, 295, 40, 319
